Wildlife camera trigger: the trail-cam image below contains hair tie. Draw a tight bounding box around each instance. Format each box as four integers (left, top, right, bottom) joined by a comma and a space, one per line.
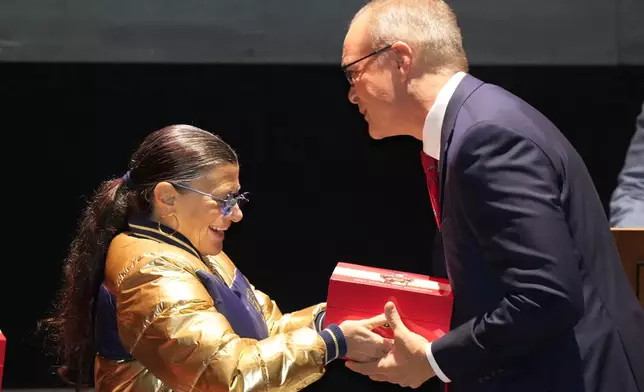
121, 170, 136, 189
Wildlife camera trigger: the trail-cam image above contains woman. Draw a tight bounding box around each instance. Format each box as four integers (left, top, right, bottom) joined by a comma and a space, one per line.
45, 124, 391, 391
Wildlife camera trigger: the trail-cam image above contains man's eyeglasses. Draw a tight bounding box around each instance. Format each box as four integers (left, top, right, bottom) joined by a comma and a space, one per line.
171, 183, 249, 216
341, 44, 393, 85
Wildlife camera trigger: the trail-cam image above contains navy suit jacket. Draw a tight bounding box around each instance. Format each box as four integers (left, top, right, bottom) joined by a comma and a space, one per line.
430, 74, 644, 392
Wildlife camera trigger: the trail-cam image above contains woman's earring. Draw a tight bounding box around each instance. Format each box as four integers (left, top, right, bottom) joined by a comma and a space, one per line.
158, 213, 179, 236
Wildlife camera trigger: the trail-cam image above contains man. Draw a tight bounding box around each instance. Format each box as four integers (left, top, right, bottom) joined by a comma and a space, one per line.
609, 101, 644, 227
340, 0, 644, 391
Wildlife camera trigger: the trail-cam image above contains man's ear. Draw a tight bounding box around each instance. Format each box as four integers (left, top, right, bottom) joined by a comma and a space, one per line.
391, 41, 413, 77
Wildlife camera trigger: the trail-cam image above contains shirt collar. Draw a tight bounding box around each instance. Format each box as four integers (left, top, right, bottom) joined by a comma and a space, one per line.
422, 71, 467, 159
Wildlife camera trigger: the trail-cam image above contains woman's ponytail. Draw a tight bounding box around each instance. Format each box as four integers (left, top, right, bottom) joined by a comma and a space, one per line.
43, 177, 130, 387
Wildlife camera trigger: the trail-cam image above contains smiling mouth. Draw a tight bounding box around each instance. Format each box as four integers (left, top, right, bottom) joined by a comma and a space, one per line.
209, 226, 228, 240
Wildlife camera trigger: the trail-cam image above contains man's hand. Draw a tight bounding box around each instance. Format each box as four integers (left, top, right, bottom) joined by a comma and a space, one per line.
339, 314, 394, 362
345, 302, 436, 389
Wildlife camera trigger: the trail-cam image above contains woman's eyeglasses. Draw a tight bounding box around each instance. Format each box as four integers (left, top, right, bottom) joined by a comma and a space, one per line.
171, 183, 249, 216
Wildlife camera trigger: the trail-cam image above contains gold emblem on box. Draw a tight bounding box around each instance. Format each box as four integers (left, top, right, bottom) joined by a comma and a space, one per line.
380, 272, 414, 286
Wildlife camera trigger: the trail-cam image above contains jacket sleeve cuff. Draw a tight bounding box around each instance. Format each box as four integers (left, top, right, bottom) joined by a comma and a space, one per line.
426, 342, 451, 383
319, 323, 347, 364
314, 310, 326, 332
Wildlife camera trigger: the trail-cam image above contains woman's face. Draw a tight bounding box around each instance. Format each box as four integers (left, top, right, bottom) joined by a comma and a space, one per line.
163, 164, 243, 256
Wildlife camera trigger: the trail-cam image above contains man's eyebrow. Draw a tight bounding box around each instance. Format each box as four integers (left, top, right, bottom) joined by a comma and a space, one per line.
341, 47, 351, 68
341, 54, 360, 69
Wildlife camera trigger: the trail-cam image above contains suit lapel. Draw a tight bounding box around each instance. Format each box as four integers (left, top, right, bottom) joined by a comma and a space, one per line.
438, 74, 485, 218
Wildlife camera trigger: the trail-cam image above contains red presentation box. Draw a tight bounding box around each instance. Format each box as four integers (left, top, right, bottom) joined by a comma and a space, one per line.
0, 329, 5, 391
325, 262, 453, 343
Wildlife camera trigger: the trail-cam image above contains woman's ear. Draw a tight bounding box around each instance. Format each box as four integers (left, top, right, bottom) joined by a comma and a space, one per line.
153, 182, 178, 213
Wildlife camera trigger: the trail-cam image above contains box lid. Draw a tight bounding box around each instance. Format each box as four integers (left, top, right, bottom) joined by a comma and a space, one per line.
327, 262, 453, 324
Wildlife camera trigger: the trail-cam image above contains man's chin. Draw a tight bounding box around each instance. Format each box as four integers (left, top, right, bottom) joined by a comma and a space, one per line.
368, 127, 388, 140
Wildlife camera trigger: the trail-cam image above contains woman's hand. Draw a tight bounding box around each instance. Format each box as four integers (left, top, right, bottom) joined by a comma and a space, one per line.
339, 314, 394, 362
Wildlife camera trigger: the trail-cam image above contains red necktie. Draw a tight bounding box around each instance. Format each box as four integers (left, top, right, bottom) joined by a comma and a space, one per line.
422, 151, 449, 392
422, 151, 449, 391
421, 151, 441, 230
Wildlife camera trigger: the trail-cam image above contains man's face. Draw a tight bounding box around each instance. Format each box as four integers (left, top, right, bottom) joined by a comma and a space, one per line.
342, 13, 405, 140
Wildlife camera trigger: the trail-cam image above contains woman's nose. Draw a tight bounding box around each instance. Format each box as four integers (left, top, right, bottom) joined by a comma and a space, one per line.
228, 204, 243, 222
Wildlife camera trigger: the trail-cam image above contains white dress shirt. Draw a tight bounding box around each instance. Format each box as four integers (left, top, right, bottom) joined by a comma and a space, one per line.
421, 71, 467, 384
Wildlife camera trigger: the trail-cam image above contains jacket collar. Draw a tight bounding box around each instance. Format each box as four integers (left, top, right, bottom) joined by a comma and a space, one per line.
438, 74, 485, 214
127, 216, 202, 260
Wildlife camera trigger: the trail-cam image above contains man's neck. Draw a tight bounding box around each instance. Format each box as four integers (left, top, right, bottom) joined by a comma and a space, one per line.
406, 73, 454, 140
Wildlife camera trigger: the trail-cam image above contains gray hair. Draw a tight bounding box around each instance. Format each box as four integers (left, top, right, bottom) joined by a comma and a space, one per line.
354, 0, 468, 74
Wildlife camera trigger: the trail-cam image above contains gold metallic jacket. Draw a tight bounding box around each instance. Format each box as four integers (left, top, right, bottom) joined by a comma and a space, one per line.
95, 225, 327, 392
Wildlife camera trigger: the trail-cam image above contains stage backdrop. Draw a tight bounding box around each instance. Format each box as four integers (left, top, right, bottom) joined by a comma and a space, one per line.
1, 62, 642, 391
0, 0, 643, 64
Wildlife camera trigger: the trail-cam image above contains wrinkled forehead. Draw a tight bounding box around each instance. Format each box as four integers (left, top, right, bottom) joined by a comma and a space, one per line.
193, 164, 240, 192
342, 12, 373, 65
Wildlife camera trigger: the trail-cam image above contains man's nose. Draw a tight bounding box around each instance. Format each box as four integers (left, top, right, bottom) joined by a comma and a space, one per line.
348, 85, 359, 105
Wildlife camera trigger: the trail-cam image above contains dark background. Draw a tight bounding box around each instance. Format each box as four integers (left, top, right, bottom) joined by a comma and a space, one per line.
1, 0, 643, 390
0, 0, 643, 64
1, 63, 642, 391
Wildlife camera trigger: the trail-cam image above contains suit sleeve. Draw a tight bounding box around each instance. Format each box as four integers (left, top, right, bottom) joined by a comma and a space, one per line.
116, 254, 341, 392
430, 121, 584, 381
609, 101, 644, 227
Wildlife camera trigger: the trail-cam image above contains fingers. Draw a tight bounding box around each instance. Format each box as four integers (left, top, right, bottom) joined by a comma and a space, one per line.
364, 313, 388, 329
365, 329, 394, 353
354, 331, 393, 361
384, 301, 407, 332
369, 374, 389, 382
345, 360, 381, 376
346, 355, 396, 376
383, 337, 394, 351
374, 335, 394, 358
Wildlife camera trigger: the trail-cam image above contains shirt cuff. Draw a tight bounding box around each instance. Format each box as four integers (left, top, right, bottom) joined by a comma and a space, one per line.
426, 342, 451, 383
